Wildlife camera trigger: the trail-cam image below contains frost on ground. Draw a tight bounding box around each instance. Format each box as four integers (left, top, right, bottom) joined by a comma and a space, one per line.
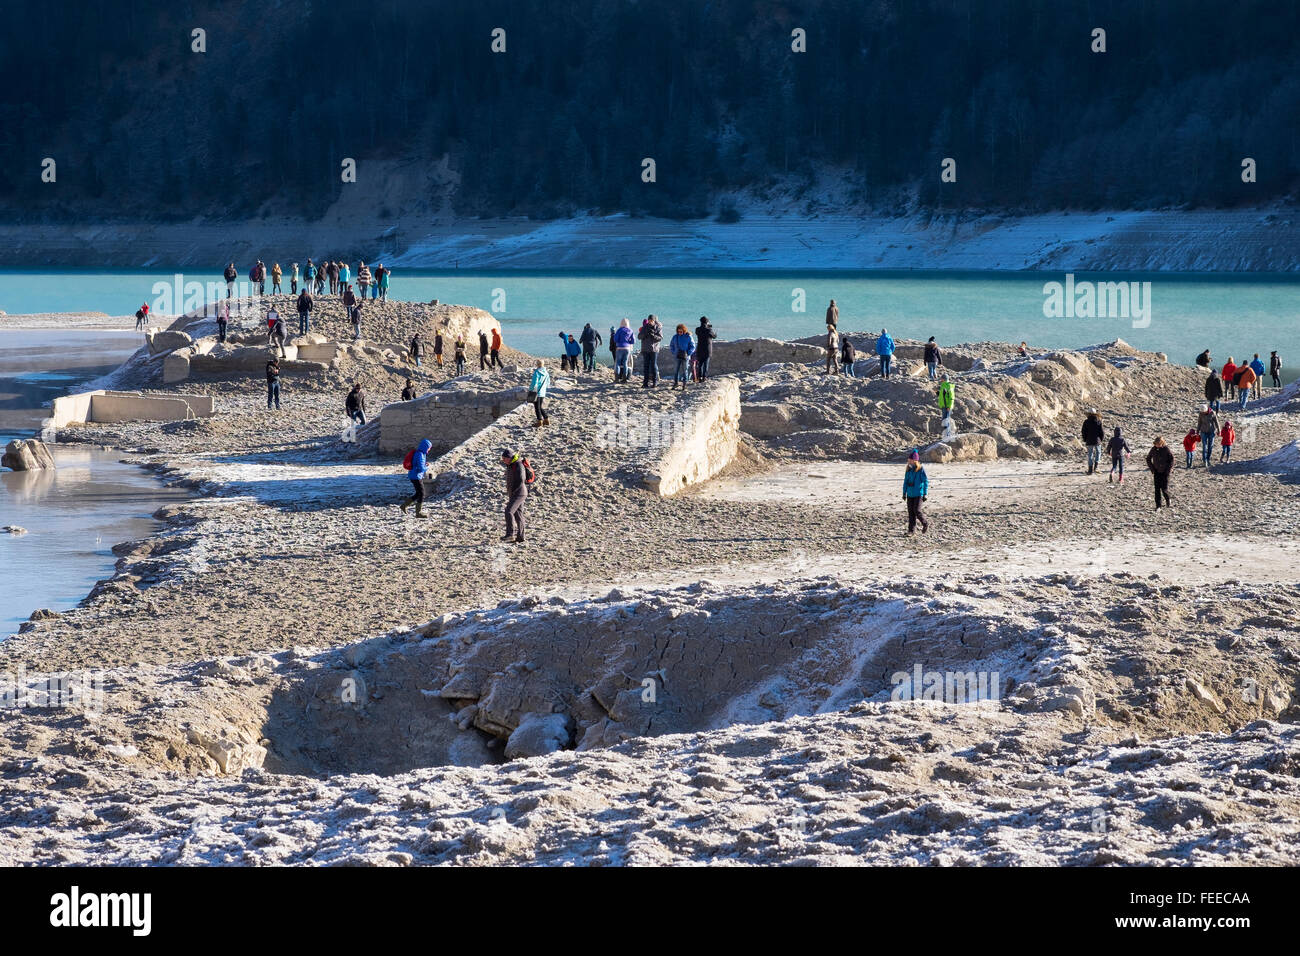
3, 314, 1299, 865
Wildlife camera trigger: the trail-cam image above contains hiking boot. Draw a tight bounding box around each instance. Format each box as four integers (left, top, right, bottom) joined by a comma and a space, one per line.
542, 417, 550, 426
513, 535, 525, 544
500, 533, 514, 541
414, 503, 425, 517
400, 498, 412, 513
1108, 473, 1113, 483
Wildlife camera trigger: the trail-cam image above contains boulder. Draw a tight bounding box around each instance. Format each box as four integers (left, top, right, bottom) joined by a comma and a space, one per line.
2, 438, 56, 471
921, 432, 998, 463
146, 330, 193, 356
503, 712, 571, 760
740, 402, 796, 437
163, 349, 192, 384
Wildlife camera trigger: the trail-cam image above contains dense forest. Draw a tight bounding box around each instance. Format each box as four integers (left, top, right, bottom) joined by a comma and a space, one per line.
1, 0, 1297, 222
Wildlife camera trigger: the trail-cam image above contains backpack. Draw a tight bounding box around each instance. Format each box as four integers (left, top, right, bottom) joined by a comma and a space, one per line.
402, 448, 415, 470
521, 457, 537, 485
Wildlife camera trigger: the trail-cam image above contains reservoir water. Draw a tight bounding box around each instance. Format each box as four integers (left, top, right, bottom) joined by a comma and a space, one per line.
1, 269, 1298, 372
0, 329, 190, 633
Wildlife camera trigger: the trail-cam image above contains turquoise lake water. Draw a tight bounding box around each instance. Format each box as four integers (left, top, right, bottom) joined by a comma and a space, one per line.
1, 269, 1298, 370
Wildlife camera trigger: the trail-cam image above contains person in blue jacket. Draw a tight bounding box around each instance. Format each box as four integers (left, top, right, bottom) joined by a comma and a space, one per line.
903, 449, 929, 534
1249, 353, 1266, 398
558, 332, 582, 371
669, 323, 695, 388
529, 359, 551, 426
399, 438, 432, 518
876, 328, 896, 379
612, 318, 636, 382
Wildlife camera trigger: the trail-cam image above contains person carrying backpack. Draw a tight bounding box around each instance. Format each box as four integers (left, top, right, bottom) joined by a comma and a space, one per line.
399, 439, 433, 518
529, 359, 551, 426
1146, 437, 1174, 510
1236, 361, 1257, 409
1220, 420, 1236, 462
1106, 426, 1131, 483
500, 449, 531, 544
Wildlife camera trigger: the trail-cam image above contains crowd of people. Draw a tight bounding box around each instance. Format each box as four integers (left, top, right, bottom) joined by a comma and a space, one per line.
217, 282, 1291, 537
223, 259, 393, 303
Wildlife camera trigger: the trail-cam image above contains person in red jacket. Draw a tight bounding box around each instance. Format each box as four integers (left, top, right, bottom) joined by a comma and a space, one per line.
1222, 358, 1238, 398
1181, 428, 1199, 469
1219, 420, 1236, 462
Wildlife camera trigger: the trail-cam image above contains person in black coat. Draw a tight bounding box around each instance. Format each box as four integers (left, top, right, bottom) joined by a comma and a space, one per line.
695, 316, 717, 380
1205, 370, 1223, 410
1146, 437, 1174, 510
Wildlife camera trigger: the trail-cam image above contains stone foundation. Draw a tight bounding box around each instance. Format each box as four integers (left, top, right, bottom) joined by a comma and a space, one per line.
642, 377, 741, 496
48, 390, 216, 427
377, 385, 529, 455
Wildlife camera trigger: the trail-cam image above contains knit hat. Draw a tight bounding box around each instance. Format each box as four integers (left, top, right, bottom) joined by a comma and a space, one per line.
908, 449, 920, 461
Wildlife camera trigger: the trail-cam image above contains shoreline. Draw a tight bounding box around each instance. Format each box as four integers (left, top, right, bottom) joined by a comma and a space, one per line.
1, 206, 1297, 272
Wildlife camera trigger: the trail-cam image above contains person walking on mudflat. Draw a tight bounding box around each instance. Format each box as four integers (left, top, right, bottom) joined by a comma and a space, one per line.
409, 332, 423, 368
433, 330, 444, 367
1197, 404, 1219, 467
1146, 437, 1174, 510
1236, 360, 1257, 410
217, 299, 229, 343
1081, 408, 1104, 474
1219, 420, 1236, 462
1182, 428, 1199, 469
1205, 369, 1223, 411
529, 359, 551, 427
826, 299, 839, 328
490, 328, 504, 368
841, 334, 857, 378
903, 450, 929, 535
266, 355, 282, 410
501, 449, 529, 544
1106, 426, 1131, 484
224, 261, 237, 298
479, 330, 491, 370
1270, 351, 1283, 389
453, 336, 467, 376
399, 439, 432, 518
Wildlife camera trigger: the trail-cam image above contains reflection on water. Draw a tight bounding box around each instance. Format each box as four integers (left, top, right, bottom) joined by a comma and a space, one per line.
0, 445, 192, 634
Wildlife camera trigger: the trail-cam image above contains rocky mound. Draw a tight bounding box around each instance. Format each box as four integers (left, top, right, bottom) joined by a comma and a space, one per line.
741, 338, 1201, 459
